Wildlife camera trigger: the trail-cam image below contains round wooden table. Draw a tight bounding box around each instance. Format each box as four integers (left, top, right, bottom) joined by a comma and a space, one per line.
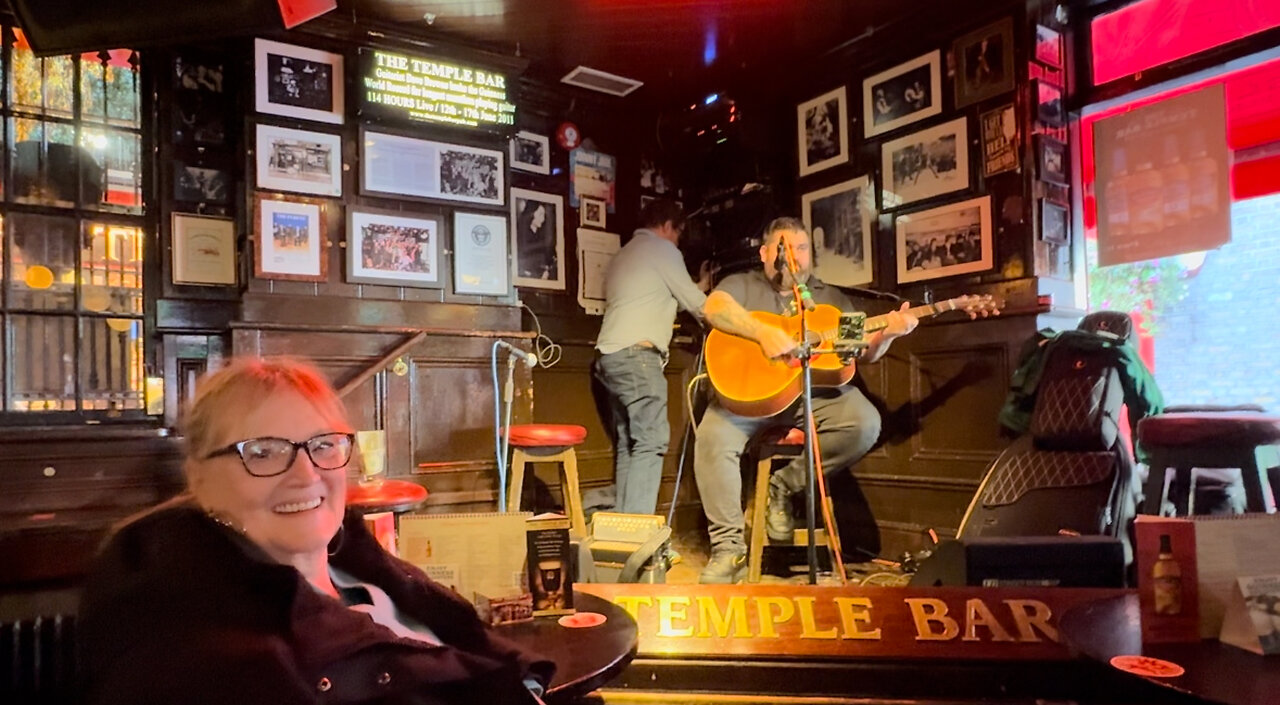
497, 592, 638, 703
345, 479, 429, 514
1060, 594, 1280, 705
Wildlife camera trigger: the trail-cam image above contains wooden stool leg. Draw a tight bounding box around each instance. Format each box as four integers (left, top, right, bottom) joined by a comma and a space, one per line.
747, 454, 772, 584
1142, 455, 1169, 515
1170, 466, 1194, 516
508, 449, 528, 513
1243, 448, 1270, 513
560, 448, 588, 538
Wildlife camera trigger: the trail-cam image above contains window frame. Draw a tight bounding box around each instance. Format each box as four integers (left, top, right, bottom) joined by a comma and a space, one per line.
0, 26, 155, 426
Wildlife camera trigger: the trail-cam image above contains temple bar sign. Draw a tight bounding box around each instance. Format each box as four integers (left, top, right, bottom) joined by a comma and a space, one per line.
358, 48, 516, 131
578, 584, 1129, 661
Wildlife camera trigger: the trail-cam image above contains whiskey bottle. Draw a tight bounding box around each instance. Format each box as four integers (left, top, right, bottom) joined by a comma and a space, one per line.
1152, 533, 1183, 616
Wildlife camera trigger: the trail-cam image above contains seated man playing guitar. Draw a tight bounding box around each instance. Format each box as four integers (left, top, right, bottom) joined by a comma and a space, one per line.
695, 217, 918, 584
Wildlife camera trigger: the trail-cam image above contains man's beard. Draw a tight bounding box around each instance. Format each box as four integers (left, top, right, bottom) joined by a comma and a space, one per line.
770, 267, 809, 291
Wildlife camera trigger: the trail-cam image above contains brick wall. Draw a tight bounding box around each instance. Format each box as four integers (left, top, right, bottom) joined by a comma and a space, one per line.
1153, 193, 1280, 408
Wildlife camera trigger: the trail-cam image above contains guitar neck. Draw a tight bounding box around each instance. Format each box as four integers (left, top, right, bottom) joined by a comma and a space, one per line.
862, 298, 964, 333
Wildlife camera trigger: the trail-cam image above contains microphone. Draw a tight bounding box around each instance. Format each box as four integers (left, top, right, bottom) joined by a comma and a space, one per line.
495, 340, 537, 367
776, 232, 815, 312
795, 283, 817, 311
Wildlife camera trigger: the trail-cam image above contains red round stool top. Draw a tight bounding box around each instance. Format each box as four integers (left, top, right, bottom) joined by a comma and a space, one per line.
506, 424, 587, 447
759, 427, 806, 446
1138, 412, 1280, 448
346, 479, 429, 514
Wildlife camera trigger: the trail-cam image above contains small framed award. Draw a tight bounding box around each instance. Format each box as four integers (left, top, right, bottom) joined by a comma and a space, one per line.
172, 213, 236, 286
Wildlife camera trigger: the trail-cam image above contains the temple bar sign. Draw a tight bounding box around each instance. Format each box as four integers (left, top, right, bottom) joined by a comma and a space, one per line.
358, 48, 516, 131
578, 584, 1128, 660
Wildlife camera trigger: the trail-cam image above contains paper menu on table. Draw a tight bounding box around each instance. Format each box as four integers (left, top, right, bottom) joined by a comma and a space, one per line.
1192, 513, 1280, 638
398, 512, 530, 605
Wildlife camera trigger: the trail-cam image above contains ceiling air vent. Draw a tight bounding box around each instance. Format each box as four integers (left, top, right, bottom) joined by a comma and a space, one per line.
560, 66, 643, 97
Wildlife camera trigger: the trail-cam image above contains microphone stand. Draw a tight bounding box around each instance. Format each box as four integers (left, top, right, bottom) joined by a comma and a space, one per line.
779, 236, 820, 585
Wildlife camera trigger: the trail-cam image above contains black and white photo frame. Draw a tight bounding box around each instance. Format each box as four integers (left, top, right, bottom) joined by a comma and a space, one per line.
510, 131, 551, 175
361, 130, 505, 207
1039, 199, 1069, 244
895, 196, 993, 284
1035, 24, 1064, 69
1036, 135, 1069, 186
1033, 80, 1066, 127
255, 124, 343, 198
797, 86, 849, 176
801, 175, 875, 286
173, 160, 231, 204
511, 188, 566, 290
580, 197, 607, 229
863, 51, 942, 138
254, 39, 345, 124
880, 117, 970, 209
953, 18, 1016, 109
346, 208, 442, 289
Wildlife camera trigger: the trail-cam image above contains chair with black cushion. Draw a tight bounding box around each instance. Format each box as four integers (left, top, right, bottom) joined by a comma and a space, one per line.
956, 312, 1144, 565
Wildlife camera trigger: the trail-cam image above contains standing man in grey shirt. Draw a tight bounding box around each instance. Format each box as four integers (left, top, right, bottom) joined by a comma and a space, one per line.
594, 199, 714, 515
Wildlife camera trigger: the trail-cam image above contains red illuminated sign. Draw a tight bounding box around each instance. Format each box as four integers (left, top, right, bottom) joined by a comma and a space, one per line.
1092, 0, 1280, 85
277, 0, 337, 29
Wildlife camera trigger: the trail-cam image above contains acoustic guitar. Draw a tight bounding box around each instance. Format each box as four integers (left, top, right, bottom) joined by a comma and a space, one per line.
705, 295, 1000, 417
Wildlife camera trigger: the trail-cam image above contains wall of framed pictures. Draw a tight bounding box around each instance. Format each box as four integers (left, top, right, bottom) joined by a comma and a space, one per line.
790, 0, 1073, 291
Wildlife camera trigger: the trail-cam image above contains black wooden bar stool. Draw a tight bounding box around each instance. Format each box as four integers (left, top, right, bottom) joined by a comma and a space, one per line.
1139, 412, 1280, 516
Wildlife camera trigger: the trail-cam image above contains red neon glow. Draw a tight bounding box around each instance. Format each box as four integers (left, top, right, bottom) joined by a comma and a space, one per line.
277, 0, 337, 29
1092, 0, 1280, 85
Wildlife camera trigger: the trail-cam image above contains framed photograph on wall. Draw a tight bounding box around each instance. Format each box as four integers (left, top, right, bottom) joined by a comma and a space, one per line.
253, 193, 329, 281
254, 39, 344, 124
255, 124, 343, 198
511, 188, 566, 290
1033, 80, 1066, 126
361, 130, 505, 207
580, 197, 606, 229
453, 211, 510, 296
1035, 24, 1064, 69
1036, 135, 1069, 185
880, 117, 970, 209
172, 213, 236, 286
173, 161, 230, 204
346, 208, 441, 289
863, 51, 942, 138
797, 86, 849, 176
953, 18, 1016, 108
801, 175, 875, 287
895, 196, 993, 284
1039, 199, 1069, 244
569, 148, 616, 211
980, 103, 1018, 177
510, 131, 550, 174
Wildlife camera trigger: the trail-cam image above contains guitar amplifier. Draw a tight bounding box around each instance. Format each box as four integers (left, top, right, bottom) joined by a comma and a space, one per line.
581, 512, 671, 584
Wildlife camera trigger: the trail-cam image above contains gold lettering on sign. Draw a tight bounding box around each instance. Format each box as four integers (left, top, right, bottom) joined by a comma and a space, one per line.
614, 595, 653, 622
906, 598, 960, 641
795, 597, 839, 640
963, 598, 1016, 642
754, 597, 795, 638
695, 596, 750, 638
833, 597, 882, 639
1004, 600, 1059, 643
656, 596, 694, 637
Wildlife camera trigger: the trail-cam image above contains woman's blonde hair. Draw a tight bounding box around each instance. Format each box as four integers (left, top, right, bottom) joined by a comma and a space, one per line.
182, 356, 351, 466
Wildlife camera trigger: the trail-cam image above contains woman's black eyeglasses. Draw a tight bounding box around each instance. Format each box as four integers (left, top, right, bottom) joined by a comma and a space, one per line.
205, 432, 356, 477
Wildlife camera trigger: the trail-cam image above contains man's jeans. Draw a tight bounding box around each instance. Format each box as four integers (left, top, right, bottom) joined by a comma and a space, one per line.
594, 346, 670, 515
694, 387, 881, 552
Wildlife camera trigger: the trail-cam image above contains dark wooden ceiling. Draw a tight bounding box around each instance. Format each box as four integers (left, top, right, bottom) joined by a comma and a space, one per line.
347, 0, 953, 105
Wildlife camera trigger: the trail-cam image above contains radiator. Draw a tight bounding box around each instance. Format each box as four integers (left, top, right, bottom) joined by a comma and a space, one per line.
1, 615, 77, 705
